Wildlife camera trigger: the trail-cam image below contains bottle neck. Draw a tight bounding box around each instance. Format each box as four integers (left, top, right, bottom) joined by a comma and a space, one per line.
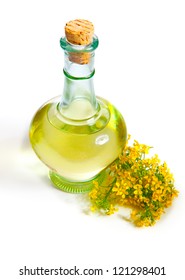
59, 36, 99, 120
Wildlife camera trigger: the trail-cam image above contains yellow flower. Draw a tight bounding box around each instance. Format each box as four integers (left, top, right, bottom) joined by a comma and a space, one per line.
90, 206, 97, 212
89, 136, 179, 227
89, 189, 98, 199
106, 204, 117, 215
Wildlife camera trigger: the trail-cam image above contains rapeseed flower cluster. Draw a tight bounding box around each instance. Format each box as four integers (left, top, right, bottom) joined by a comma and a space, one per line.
89, 136, 178, 227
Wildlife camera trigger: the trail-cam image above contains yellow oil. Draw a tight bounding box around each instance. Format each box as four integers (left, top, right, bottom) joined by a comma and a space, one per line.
29, 96, 127, 190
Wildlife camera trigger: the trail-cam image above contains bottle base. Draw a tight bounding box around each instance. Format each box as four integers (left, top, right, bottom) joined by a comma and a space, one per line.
49, 170, 106, 193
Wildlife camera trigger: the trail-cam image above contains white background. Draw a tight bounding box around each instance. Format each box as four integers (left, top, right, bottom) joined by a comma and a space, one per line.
0, 0, 185, 279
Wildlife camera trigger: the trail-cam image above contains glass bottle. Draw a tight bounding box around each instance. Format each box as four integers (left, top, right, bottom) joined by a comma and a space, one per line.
29, 20, 127, 193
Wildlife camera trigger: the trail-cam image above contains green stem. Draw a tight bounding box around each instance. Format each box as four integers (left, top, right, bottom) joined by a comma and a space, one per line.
102, 178, 117, 204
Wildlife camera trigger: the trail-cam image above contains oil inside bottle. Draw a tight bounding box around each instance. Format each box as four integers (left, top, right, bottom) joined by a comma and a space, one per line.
29, 96, 127, 192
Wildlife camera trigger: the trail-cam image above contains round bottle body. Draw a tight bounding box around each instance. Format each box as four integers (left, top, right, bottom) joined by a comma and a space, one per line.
29, 96, 127, 192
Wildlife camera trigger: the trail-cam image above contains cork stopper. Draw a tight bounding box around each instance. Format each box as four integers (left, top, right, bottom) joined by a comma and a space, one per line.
65, 19, 94, 64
